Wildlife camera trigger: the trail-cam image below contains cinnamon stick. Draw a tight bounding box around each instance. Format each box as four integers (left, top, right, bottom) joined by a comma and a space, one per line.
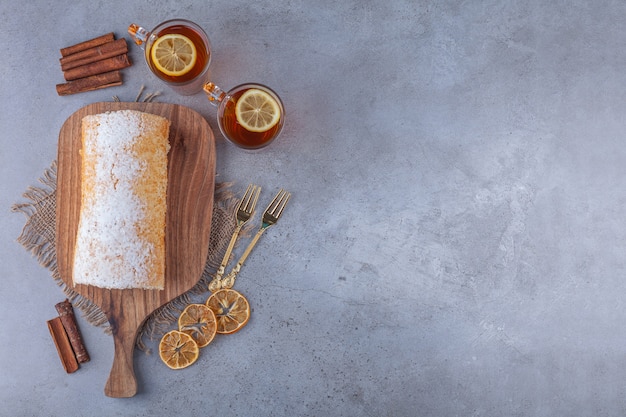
55, 299, 90, 363
63, 54, 130, 81
47, 317, 79, 374
56, 70, 123, 96
60, 32, 115, 57
60, 38, 128, 71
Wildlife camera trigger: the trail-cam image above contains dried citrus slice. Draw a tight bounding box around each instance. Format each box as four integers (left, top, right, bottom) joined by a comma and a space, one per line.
206, 289, 251, 334
150, 33, 197, 76
235, 88, 281, 132
178, 303, 217, 348
159, 330, 199, 369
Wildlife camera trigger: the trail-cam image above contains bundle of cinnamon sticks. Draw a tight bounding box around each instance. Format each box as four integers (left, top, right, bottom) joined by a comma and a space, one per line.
47, 299, 90, 373
56, 33, 131, 96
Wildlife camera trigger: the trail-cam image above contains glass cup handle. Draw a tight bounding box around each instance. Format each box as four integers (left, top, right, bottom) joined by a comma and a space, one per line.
128, 24, 150, 49
203, 83, 227, 107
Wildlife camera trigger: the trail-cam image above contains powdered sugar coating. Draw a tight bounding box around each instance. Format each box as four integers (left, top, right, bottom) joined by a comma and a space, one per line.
73, 110, 170, 290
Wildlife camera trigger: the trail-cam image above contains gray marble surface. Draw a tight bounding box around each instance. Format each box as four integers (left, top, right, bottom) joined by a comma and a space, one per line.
2, 0, 626, 415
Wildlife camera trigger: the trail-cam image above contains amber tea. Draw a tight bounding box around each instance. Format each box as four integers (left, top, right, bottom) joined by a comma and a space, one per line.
129, 19, 212, 95
205, 83, 285, 150
148, 24, 210, 83
221, 88, 284, 148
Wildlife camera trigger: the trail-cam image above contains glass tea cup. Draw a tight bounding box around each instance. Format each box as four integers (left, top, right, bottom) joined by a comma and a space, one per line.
203, 82, 285, 150
128, 19, 212, 95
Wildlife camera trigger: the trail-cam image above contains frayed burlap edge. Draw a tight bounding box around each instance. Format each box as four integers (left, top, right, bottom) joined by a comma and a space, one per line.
12, 161, 244, 353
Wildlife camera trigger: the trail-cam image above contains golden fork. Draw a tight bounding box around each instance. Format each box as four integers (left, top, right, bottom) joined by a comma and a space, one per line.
221, 189, 291, 289
208, 184, 261, 292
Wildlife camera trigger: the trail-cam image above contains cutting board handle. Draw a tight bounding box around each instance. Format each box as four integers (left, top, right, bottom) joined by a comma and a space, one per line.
104, 319, 139, 398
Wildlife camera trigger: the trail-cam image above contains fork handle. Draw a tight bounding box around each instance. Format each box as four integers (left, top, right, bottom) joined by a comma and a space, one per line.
219, 224, 243, 272
221, 226, 268, 289
209, 224, 243, 292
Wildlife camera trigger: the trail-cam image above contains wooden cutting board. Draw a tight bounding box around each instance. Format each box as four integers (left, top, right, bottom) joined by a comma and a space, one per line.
56, 102, 216, 397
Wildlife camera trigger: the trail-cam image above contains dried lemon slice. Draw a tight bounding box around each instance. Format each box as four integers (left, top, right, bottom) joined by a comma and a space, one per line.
206, 289, 251, 334
159, 330, 199, 369
150, 33, 197, 76
178, 303, 217, 348
235, 88, 281, 133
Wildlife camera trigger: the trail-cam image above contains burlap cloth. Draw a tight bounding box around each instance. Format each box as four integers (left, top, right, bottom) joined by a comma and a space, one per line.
12, 161, 240, 352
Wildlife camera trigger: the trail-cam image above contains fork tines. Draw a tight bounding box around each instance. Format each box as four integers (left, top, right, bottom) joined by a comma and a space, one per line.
239, 184, 261, 215
265, 188, 291, 221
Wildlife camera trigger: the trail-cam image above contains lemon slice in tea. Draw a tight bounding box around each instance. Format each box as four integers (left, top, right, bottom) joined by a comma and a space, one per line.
150, 33, 197, 76
159, 330, 200, 369
178, 303, 217, 348
206, 289, 251, 334
235, 88, 281, 132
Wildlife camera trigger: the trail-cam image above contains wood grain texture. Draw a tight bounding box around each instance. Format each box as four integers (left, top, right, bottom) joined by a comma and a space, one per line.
56, 102, 216, 397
